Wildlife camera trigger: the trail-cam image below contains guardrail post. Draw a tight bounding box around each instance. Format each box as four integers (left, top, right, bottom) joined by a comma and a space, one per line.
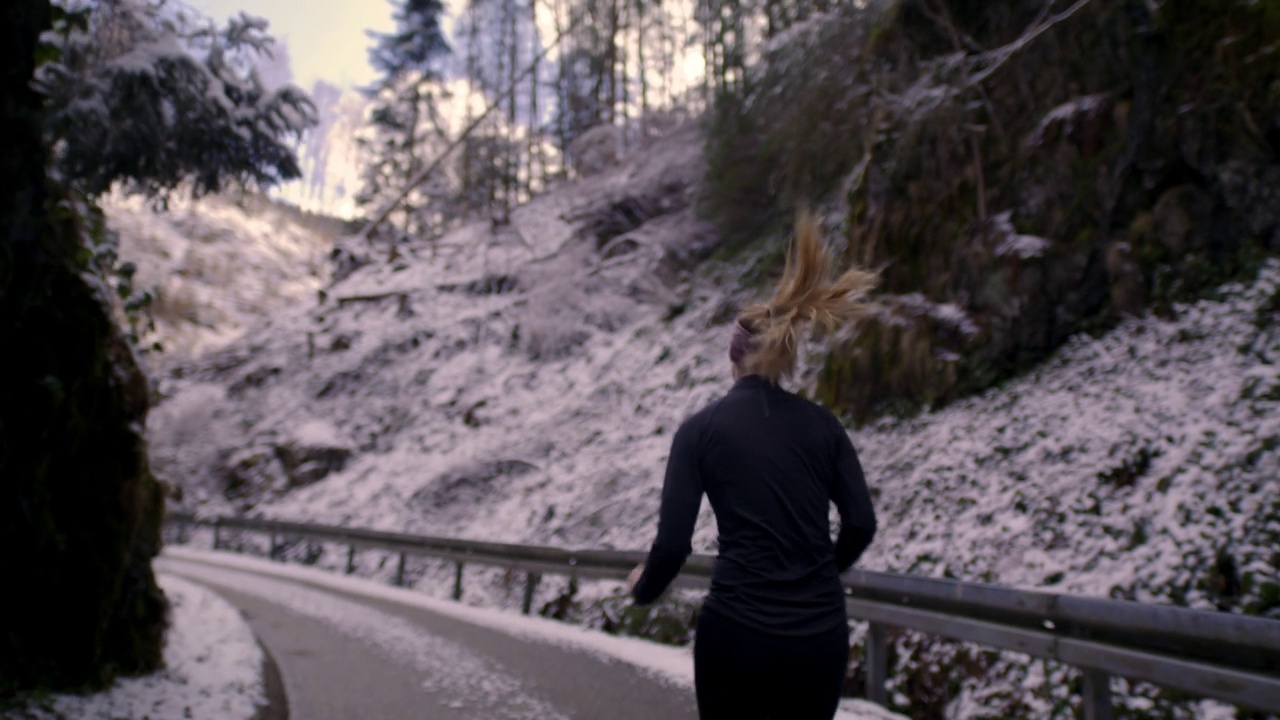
212, 519, 222, 550
866, 622, 888, 706
453, 561, 464, 601
522, 572, 541, 615
394, 552, 406, 587
345, 544, 356, 575
269, 533, 279, 561
1081, 668, 1113, 720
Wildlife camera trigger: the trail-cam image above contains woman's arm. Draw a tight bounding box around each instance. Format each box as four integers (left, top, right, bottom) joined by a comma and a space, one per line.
631, 418, 704, 606
831, 424, 877, 572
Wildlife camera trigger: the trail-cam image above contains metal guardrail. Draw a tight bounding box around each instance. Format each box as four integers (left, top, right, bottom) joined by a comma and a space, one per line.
165, 513, 1280, 718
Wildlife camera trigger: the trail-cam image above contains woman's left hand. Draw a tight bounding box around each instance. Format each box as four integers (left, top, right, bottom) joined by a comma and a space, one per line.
625, 563, 645, 594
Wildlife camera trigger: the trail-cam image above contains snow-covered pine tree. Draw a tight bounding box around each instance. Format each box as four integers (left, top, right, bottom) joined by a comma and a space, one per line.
36, 0, 316, 198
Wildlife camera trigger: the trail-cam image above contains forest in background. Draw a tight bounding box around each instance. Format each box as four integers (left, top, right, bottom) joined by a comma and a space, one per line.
355, 0, 864, 239
355, 0, 1280, 424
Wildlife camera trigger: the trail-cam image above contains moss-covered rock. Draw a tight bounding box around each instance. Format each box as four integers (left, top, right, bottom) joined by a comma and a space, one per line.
1, 0, 167, 700
702, 0, 1280, 421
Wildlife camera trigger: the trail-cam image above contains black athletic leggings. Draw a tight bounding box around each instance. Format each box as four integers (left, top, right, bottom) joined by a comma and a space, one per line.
693, 605, 850, 720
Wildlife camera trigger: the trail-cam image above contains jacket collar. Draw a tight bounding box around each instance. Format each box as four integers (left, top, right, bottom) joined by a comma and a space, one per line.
732, 374, 778, 392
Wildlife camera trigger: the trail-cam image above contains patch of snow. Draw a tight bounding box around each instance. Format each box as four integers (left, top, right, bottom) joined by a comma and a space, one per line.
991, 210, 1052, 259
16, 574, 265, 720
290, 418, 347, 448
105, 191, 339, 359
1027, 93, 1112, 150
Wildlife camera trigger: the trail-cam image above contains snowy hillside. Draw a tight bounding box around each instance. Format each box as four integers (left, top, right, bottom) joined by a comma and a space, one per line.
149, 118, 1279, 608
859, 275, 1280, 610
147, 120, 1278, 717
151, 122, 722, 542
105, 193, 344, 359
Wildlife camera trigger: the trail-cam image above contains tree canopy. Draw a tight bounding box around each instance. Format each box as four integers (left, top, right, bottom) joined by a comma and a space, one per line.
37, 0, 316, 198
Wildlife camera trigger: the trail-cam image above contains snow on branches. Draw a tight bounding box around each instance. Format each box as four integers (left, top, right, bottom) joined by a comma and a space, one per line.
36, 0, 317, 198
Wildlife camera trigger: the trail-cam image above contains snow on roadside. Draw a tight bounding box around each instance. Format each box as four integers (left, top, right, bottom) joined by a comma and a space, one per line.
163, 545, 906, 720
164, 553, 572, 720
855, 260, 1280, 604
15, 573, 265, 720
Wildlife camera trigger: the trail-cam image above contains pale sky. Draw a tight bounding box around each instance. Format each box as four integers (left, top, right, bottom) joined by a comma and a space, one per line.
185, 0, 397, 90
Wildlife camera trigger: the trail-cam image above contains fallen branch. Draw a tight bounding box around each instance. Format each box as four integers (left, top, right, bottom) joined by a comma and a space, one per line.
335, 292, 406, 307
964, 0, 1095, 90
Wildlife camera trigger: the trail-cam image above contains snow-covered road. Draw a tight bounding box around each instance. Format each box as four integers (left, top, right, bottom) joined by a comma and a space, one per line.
158, 549, 904, 720
161, 553, 696, 719
19, 547, 904, 719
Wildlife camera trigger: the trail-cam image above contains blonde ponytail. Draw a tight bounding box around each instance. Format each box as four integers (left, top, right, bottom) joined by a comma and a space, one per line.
735, 210, 878, 383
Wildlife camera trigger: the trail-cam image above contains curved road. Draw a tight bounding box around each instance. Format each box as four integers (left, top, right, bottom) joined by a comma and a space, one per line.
159, 555, 698, 720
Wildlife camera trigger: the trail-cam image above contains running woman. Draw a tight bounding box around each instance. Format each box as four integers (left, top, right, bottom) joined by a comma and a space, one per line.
629, 211, 879, 720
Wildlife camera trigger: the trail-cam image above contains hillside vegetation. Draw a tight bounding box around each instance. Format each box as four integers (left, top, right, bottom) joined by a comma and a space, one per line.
704, 0, 1280, 423
3, 0, 322, 702
2, 0, 166, 700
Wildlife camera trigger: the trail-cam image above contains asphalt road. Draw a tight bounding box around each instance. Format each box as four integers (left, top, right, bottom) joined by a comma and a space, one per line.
160, 556, 699, 720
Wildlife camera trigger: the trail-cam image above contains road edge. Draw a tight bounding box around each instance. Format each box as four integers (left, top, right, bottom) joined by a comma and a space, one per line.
251, 637, 289, 720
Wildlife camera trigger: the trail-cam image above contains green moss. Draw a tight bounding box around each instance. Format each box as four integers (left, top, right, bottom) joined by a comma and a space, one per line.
701, 0, 1280, 425
2, 192, 169, 700
1245, 582, 1280, 616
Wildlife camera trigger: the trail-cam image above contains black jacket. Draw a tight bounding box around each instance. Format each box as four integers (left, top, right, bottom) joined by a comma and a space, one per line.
631, 375, 877, 635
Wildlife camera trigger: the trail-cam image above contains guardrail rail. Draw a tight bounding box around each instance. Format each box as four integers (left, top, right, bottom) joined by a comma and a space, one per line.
165, 513, 1280, 719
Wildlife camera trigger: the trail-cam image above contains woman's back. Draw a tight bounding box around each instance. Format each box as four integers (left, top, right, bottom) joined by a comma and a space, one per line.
696, 376, 872, 635
632, 375, 875, 636
701, 376, 848, 631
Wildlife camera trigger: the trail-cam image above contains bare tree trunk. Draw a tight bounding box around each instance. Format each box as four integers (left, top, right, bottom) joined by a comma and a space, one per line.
403, 82, 421, 237
528, 0, 543, 190
552, 0, 569, 176
636, 0, 648, 131
505, 0, 518, 217
619, 0, 630, 142
463, 2, 481, 216
361, 16, 577, 239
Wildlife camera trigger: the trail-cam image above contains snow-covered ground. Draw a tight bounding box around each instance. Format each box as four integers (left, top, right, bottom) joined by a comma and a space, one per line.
859, 262, 1280, 605
148, 121, 725, 553
15, 573, 266, 720
104, 192, 339, 358
134, 117, 1279, 717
